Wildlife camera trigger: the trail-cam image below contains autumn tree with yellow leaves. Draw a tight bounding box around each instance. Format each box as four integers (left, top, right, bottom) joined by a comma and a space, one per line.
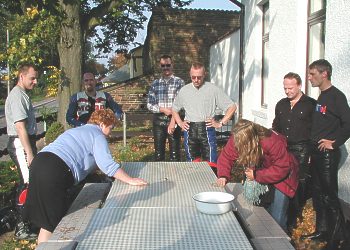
0, 0, 193, 126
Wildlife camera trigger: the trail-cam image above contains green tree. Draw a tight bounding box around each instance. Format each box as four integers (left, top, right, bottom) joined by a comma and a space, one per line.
0, 6, 60, 86
0, 0, 192, 125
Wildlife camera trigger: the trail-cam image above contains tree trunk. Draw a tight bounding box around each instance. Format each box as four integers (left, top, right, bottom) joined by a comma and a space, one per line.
57, 0, 82, 127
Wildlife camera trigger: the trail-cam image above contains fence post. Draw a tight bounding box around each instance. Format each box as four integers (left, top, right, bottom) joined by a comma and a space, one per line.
123, 112, 126, 147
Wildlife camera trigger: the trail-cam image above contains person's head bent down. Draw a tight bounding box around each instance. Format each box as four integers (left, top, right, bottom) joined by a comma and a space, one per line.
232, 119, 271, 168
88, 109, 118, 136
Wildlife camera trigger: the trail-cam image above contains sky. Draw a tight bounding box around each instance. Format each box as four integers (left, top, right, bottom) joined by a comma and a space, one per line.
98, 0, 239, 66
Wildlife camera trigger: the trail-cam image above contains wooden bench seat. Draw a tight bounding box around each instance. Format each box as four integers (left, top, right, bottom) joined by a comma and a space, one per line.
225, 183, 295, 250
36, 183, 111, 250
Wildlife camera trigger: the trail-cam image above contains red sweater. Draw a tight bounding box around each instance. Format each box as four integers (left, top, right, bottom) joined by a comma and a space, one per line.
217, 131, 299, 198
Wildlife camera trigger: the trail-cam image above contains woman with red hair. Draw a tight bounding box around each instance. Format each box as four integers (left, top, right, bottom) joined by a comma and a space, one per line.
23, 109, 147, 243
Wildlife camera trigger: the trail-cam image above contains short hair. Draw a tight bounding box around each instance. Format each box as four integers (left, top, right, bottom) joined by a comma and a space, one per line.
191, 62, 205, 71
82, 72, 95, 79
309, 59, 332, 80
88, 109, 118, 127
160, 55, 172, 61
284, 72, 302, 85
17, 63, 37, 78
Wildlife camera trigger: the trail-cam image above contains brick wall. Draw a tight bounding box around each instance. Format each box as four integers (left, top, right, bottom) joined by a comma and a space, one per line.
143, 7, 240, 82
107, 74, 155, 113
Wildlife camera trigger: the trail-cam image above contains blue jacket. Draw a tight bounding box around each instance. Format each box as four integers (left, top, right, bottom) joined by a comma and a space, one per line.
66, 91, 123, 127
41, 124, 120, 184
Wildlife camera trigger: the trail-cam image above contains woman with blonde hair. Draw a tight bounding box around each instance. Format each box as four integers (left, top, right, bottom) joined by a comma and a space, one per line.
216, 119, 298, 231
23, 109, 147, 244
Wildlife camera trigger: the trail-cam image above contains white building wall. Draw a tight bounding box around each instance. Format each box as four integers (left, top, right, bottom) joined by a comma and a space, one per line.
241, 0, 309, 127
326, 0, 350, 204
241, 0, 264, 124
237, 0, 350, 209
209, 30, 240, 112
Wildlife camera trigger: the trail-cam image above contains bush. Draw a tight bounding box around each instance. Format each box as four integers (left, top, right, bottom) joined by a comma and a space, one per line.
0, 161, 18, 207
45, 121, 64, 144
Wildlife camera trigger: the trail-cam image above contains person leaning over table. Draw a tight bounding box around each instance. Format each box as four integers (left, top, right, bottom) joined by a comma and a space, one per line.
22, 109, 148, 244
216, 119, 299, 232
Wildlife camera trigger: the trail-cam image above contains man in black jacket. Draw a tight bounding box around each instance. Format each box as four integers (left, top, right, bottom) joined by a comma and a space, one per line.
272, 72, 316, 232
302, 59, 350, 250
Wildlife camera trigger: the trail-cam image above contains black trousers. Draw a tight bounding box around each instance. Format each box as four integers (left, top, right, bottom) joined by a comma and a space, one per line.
287, 143, 311, 228
310, 145, 346, 243
152, 114, 181, 161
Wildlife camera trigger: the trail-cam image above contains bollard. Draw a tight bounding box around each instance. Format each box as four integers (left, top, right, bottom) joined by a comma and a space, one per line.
123, 112, 126, 147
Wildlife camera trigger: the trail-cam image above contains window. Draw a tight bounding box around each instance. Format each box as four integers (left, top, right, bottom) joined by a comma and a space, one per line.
306, 0, 326, 96
261, 2, 269, 107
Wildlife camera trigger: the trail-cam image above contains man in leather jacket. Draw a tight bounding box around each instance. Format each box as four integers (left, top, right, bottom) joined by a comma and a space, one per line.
147, 55, 185, 161
302, 59, 350, 250
272, 72, 316, 231
66, 72, 123, 127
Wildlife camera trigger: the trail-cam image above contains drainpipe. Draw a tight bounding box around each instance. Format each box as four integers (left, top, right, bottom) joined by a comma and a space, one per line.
229, 0, 245, 120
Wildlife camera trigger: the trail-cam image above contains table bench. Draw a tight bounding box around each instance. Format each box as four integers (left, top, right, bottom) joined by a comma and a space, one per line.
225, 183, 295, 250
37, 165, 296, 250
36, 183, 111, 250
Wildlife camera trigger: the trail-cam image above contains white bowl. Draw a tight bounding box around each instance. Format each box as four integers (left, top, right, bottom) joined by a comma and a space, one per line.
192, 192, 235, 215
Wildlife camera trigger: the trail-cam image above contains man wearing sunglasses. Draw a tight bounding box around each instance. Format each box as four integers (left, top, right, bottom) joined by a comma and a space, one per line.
172, 63, 237, 174
147, 55, 185, 161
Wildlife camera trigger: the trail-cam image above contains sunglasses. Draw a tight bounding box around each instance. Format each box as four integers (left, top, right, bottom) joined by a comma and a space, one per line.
160, 64, 172, 68
191, 76, 204, 80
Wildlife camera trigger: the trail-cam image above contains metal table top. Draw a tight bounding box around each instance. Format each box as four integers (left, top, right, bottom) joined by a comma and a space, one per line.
76, 162, 253, 249
104, 162, 224, 208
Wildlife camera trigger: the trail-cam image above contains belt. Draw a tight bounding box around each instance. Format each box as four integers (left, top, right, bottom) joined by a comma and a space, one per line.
288, 140, 310, 146
189, 122, 206, 124
9, 134, 36, 139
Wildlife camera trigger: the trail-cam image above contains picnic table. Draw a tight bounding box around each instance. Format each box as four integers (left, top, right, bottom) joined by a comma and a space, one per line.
39, 162, 253, 249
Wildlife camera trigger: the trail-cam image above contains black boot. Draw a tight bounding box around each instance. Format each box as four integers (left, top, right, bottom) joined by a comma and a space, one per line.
14, 202, 38, 240
301, 231, 327, 240
14, 220, 38, 240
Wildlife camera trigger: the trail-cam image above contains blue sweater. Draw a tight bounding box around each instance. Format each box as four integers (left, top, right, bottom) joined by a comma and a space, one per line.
41, 124, 120, 184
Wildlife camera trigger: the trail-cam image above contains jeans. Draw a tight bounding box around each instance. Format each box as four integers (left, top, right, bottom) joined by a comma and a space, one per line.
152, 114, 181, 161
267, 188, 289, 232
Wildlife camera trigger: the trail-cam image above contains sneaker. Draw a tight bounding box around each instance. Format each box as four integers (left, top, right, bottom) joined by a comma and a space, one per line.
14, 222, 38, 240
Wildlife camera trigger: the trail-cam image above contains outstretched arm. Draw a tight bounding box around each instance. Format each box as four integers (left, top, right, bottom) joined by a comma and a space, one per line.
113, 168, 148, 186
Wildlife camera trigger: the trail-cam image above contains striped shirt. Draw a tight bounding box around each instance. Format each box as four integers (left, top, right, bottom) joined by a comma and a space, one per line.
147, 75, 185, 113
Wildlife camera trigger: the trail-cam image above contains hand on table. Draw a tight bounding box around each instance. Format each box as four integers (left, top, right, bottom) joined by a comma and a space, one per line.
128, 178, 148, 186
216, 177, 227, 187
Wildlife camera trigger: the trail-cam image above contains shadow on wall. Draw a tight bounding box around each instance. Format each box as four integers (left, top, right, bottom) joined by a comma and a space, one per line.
243, 2, 276, 93
338, 145, 350, 201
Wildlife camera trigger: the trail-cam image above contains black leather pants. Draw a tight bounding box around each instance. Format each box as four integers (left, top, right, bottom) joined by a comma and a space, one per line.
287, 143, 311, 228
152, 114, 181, 162
310, 145, 346, 244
